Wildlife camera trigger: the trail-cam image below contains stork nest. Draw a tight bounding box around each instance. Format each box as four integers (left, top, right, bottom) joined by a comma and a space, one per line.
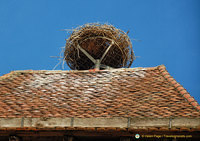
64, 23, 135, 70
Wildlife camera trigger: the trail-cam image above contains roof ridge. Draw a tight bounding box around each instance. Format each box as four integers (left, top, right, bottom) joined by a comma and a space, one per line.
0, 71, 20, 81
157, 65, 200, 112
0, 65, 164, 82
0, 66, 159, 76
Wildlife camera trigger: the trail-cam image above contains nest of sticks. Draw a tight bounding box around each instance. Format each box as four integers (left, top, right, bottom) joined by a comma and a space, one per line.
64, 23, 135, 70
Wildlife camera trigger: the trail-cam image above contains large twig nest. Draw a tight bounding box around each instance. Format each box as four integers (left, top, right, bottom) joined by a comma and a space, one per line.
64, 23, 135, 70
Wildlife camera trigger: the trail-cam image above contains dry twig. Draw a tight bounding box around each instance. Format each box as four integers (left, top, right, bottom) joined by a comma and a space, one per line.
64, 23, 135, 70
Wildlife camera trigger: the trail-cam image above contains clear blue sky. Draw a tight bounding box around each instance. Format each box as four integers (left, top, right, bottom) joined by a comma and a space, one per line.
0, 0, 200, 103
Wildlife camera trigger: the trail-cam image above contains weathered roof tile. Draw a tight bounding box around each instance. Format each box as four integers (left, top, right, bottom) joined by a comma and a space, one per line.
0, 65, 200, 118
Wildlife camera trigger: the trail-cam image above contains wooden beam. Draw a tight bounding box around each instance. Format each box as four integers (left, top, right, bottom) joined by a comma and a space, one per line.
120, 137, 131, 141
63, 136, 73, 141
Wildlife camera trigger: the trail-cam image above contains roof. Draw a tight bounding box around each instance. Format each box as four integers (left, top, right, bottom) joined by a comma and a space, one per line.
0, 65, 200, 119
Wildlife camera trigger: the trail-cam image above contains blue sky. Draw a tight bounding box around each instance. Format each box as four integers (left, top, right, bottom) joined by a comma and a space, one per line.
0, 0, 200, 103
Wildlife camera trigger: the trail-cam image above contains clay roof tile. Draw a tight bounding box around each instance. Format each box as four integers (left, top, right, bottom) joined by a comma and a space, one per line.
0, 65, 199, 118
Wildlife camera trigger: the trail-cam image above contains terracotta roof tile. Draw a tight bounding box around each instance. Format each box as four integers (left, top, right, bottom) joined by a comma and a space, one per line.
0, 65, 200, 118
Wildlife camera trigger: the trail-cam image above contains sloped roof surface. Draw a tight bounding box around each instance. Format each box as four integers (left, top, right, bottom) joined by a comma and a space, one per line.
0, 65, 200, 118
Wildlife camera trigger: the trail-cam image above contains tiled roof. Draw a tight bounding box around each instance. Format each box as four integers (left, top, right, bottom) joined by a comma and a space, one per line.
0, 65, 200, 118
